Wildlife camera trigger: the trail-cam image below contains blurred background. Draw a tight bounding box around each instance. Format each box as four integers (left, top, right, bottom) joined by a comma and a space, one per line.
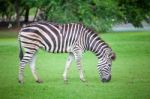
0, 0, 150, 32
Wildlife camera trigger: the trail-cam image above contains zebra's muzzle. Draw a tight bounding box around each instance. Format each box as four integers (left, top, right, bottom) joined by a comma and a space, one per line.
102, 75, 111, 82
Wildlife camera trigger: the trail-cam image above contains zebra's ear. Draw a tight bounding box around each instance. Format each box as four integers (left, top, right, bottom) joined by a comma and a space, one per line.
111, 52, 116, 61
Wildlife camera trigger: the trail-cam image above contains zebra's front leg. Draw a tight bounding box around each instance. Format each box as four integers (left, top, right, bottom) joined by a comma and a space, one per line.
63, 53, 74, 82
29, 53, 43, 83
74, 51, 86, 82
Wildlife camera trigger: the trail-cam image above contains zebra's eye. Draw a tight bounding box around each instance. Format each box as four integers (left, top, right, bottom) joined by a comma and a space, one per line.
108, 63, 111, 67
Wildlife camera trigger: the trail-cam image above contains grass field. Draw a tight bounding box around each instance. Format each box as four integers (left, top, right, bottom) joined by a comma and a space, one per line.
0, 31, 150, 99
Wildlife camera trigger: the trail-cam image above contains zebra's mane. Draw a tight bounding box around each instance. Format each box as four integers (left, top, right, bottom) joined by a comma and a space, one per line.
85, 26, 111, 51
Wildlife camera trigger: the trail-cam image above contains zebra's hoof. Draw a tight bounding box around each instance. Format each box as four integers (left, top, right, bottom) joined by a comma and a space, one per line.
18, 80, 24, 84
64, 79, 68, 84
36, 79, 43, 83
80, 78, 86, 82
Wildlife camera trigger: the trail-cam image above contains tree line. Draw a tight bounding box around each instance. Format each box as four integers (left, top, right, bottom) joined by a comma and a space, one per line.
0, 0, 150, 32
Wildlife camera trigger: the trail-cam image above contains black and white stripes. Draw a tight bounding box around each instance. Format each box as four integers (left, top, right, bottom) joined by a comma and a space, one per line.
18, 21, 116, 83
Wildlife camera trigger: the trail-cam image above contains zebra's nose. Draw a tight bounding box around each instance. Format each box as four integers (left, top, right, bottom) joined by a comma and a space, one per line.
102, 75, 111, 82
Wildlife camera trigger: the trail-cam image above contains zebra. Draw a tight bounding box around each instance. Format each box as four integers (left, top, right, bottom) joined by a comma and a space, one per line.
18, 21, 116, 83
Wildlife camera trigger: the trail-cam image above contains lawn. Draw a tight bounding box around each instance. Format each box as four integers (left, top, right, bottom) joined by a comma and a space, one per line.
0, 31, 150, 99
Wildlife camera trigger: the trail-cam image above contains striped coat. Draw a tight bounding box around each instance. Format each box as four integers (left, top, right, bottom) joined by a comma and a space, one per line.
18, 22, 116, 83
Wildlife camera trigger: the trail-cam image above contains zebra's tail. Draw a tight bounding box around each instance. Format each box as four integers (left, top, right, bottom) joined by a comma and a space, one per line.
19, 37, 23, 61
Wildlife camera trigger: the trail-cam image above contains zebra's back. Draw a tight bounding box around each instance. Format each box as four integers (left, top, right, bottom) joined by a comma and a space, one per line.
19, 22, 85, 53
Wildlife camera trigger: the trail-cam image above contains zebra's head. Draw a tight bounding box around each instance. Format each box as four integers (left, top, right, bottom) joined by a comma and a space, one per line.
98, 50, 116, 83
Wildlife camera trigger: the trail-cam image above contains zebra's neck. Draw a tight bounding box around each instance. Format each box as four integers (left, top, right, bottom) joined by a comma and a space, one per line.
87, 33, 111, 59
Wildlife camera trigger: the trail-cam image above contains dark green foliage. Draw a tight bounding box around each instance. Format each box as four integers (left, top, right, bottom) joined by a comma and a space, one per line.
45, 0, 119, 32
0, 0, 15, 19
0, 0, 150, 32
117, 0, 150, 27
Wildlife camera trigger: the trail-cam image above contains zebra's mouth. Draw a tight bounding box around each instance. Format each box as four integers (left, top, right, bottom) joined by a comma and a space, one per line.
102, 75, 111, 82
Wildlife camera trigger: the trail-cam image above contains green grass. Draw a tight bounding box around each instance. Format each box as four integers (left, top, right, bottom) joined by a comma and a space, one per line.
0, 31, 150, 99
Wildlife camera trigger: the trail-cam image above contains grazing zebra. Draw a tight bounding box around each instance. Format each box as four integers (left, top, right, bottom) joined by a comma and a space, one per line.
18, 21, 116, 83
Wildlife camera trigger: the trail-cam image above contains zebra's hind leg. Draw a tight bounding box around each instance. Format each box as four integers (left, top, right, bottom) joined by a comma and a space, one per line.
29, 53, 43, 83
18, 51, 36, 83
63, 52, 74, 82
18, 62, 25, 84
